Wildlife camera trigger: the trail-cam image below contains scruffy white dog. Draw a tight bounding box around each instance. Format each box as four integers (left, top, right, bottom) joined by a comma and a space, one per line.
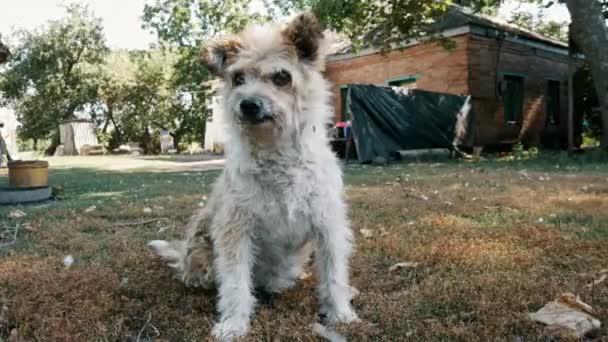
148, 12, 358, 340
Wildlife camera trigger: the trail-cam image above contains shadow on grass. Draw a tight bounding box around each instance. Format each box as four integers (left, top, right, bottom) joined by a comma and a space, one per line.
477, 148, 608, 172
133, 154, 224, 163
0, 167, 221, 213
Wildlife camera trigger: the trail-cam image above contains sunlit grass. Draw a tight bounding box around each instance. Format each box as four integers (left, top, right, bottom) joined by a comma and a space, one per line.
0, 153, 607, 340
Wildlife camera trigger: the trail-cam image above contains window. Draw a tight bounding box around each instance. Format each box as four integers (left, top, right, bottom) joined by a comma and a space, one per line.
387, 75, 420, 89
339, 86, 349, 122
502, 74, 525, 124
546, 80, 561, 126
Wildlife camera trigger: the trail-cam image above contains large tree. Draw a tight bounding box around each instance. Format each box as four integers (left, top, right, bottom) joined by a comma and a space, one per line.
0, 4, 108, 153
508, 10, 568, 41
562, 0, 608, 147
141, 0, 271, 147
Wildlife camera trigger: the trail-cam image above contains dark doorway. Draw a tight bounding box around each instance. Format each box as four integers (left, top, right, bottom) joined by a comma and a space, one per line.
546, 80, 561, 126
503, 75, 525, 124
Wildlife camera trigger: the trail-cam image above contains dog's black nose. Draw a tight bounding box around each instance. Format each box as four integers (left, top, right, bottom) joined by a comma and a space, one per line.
240, 98, 263, 119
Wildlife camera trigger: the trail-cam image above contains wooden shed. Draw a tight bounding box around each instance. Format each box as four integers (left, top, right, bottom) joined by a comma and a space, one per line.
59, 119, 99, 155
0, 108, 18, 158
204, 95, 226, 154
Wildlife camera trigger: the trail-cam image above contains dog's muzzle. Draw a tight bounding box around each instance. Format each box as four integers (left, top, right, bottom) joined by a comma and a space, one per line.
239, 98, 273, 125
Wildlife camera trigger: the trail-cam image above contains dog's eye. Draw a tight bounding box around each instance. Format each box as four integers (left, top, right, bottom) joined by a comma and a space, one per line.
232, 72, 245, 87
271, 70, 292, 87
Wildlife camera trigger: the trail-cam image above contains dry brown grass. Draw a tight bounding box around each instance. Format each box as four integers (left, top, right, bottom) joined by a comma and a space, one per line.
0, 159, 607, 341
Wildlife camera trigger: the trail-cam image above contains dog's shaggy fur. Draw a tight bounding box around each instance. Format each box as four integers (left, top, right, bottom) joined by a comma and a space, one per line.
148, 12, 358, 340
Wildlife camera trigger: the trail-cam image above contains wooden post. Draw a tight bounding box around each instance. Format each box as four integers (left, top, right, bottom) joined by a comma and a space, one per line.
568, 57, 574, 155
567, 24, 575, 155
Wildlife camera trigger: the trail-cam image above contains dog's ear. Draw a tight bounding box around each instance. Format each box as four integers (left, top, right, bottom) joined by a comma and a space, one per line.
282, 12, 325, 65
200, 36, 242, 77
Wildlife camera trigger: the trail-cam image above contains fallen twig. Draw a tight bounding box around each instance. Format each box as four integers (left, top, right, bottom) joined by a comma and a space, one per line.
115, 218, 161, 227
136, 312, 155, 342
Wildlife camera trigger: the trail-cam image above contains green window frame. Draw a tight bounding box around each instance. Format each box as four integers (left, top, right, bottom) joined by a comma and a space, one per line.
386, 74, 421, 87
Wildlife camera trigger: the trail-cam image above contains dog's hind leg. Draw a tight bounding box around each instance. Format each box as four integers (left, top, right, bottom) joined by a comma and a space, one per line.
148, 208, 215, 289
255, 242, 313, 293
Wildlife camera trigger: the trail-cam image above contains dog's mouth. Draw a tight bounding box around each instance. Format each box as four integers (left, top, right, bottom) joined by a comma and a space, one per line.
243, 114, 274, 125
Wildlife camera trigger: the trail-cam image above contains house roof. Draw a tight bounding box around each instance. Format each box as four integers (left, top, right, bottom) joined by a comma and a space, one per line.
328, 5, 568, 57
436, 5, 567, 48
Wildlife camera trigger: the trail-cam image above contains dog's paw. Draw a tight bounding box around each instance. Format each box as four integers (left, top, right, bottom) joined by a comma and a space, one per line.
147, 240, 186, 271
211, 320, 248, 341
180, 266, 214, 289
324, 307, 360, 324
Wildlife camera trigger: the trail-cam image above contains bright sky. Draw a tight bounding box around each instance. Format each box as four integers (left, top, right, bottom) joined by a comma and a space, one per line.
0, 0, 156, 50
0, 0, 571, 50
498, 0, 570, 23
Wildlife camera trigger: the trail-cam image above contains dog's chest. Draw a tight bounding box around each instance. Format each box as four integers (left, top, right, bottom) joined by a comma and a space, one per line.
248, 165, 318, 247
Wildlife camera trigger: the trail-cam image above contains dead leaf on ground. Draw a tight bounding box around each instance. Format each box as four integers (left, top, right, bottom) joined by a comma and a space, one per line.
360, 229, 374, 239
157, 226, 170, 234
8, 210, 26, 219
389, 262, 419, 272
528, 292, 601, 338
312, 323, 346, 342
63, 255, 74, 269
21, 222, 35, 231
586, 269, 608, 288
9, 328, 18, 342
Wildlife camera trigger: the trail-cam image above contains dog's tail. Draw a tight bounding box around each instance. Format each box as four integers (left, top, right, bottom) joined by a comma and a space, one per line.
147, 239, 188, 274
148, 207, 215, 288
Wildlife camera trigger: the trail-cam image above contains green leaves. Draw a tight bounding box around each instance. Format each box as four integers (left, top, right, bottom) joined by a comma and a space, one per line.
139, 0, 275, 149
0, 4, 108, 142
0, 35, 9, 64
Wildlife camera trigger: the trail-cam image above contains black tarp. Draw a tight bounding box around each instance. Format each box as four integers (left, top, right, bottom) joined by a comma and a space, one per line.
346, 85, 474, 163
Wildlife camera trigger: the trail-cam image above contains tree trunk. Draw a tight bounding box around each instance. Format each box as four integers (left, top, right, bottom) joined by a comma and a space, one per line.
142, 127, 152, 154
171, 132, 182, 152
102, 117, 110, 134
199, 120, 206, 149
566, 0, 608, 148
108, 111, 123, 145
44, 131, 61, 156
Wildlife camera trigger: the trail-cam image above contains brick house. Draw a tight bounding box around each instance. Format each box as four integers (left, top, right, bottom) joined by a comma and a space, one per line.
325, 6, 577, 148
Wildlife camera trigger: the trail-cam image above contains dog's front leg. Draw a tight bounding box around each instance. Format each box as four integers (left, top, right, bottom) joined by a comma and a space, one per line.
211, 210, 255, 341
314, 205, 359, 324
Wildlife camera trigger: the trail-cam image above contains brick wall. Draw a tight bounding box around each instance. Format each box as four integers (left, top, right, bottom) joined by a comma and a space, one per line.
468, 35, 571, 146
325, 35, 470, 123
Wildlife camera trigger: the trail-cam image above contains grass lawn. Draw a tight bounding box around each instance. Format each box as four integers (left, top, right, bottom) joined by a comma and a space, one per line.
0, 152, 607, 341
